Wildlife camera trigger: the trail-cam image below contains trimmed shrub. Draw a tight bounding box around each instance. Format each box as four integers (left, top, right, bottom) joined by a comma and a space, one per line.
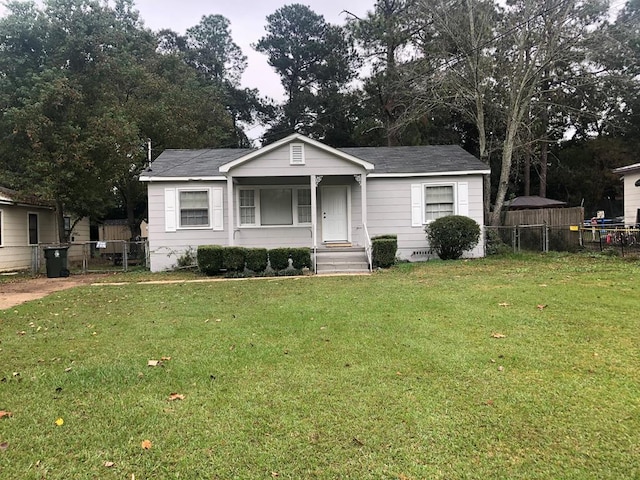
289, 248, 311, 269
197, 245, 224, 275
425, 215, 480, 260
223, 247, 247, 272
245, 248, 268, 272
268, 248, 290, 270
372, 235, 397, 268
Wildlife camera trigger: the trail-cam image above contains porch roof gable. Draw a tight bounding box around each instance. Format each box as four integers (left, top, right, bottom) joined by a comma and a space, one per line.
218, 133, 375, 173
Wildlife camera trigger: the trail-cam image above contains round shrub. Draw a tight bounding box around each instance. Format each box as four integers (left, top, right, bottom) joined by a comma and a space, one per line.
425, 215, 480, 260
268, 248, 290, 270
289, 248, 311, 269
372, 235, 397, 268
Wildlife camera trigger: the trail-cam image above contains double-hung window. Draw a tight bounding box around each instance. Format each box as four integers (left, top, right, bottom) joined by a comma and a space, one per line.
179, 190, 209, 227
424, 185, 455, 221
411, 182, 468, 227
239, 187, 311, 226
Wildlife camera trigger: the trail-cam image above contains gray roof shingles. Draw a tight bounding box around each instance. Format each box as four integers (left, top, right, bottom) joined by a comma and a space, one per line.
145, 145, 486, 178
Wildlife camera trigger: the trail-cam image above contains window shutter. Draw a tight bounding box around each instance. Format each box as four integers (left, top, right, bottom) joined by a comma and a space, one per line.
290, 143, 304, 165
457, 182, 469, 217
212, 187, 224, 231
165, 188, 177, 232
411, 184, 423, 227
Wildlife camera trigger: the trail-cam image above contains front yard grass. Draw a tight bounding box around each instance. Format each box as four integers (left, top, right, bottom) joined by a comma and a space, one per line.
0, 253, 638, 479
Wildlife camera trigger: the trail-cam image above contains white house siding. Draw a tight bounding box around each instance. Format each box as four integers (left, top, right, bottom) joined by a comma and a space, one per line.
366, 175, 485, 261
147, 181, 229, 271
622, 171, 640, 226
229, 143, 367, 177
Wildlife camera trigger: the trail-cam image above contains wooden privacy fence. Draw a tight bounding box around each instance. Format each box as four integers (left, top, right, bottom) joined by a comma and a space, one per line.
504, 206, 584, 227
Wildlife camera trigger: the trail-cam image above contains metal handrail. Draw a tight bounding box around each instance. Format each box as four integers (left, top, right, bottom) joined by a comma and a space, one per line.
363, 223, 373, 271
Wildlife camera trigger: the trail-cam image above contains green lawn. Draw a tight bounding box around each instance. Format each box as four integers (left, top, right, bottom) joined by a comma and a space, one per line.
0, 254, 638, 479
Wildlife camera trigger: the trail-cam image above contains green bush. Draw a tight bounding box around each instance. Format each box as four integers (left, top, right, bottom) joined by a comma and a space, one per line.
197, 245, 224, 275
223, 247, 247, 272
289, 248, 311, 269
425, 215, 480, 260
372, 235, 397, 268
268, 248, 290, 270
245, 248, 268, 272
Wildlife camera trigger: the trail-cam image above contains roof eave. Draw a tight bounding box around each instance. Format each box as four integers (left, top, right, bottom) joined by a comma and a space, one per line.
139, 175, 227, 182
368, 169, 490, 178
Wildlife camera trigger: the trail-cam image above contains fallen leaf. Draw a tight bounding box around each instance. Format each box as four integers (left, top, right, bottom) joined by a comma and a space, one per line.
485, 400, 494, 406
498, 366, 504, 371
55, 417, 64, 426
537, 304, 547, 310
147, 360, 160, 367
104, 461, 115, 468
491, 332, 507, 338
160, 356, 171, 361
0, 442, 8, 450
498, 302, 510, 307
539, 284, 548, 287
168, 393, 185, 401
141, 439, 152, 450
12, 372, 19, 377
271, 473, 280, 478
0, 411, 12, 419
64, 367, 72, 373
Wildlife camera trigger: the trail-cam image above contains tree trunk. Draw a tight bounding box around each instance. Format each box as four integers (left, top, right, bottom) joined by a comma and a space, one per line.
490, 108, 521, 226
539, 140, 548, 197
55, 200, 67, 244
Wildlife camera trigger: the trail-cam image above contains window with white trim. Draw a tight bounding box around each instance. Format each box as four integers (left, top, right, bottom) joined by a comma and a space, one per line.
164, 187, 223, 232
179, 190, 210, 227
425, 185, 454, 221
411, 182, 468, 227
239, 187, 312, 226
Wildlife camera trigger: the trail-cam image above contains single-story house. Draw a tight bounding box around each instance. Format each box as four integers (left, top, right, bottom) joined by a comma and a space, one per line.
139, 134, 489, 273
0, 187, 89, 272
613, 163, 640, 226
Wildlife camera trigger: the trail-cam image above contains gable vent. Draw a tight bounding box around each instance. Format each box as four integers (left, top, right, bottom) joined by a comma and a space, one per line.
290, 143, 305, 165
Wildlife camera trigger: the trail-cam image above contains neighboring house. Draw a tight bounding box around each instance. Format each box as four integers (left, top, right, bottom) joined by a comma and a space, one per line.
614, 163, 640, 226
0, 187, 89, 272
139, 133, 489, 272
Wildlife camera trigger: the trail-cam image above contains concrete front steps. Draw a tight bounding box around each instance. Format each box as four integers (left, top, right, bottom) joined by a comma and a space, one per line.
315, 246, 370, 274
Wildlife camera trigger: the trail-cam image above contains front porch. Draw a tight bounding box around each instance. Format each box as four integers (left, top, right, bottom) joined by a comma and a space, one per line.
225, 174, 372, 272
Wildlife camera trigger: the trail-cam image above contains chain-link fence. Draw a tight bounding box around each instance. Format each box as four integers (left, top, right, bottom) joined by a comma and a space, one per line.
485, 224, 640, 256
35, 240, 148, 274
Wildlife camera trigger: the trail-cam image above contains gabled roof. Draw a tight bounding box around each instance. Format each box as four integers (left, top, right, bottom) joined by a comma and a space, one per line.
219, 133, 374, 173
0, 186, 54, 208
140, 135, 488, 181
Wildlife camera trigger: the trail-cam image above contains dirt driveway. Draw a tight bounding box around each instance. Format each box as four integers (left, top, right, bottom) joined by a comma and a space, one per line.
0, 274, 110, 310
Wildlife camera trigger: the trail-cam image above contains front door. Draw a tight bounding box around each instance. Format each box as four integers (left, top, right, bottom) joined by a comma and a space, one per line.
322, 186, 349, 242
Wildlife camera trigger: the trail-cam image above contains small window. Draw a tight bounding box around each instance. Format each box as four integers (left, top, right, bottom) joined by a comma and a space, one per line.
297, 188, 311, 223
425, 185, 454, 222
28, 213, 39, 245
290, 143, 305, 165
179, 190, 209, 227
239, 189, 256, 225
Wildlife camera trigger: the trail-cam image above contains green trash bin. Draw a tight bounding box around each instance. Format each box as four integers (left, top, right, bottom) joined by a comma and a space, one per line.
43, 247, 70, 278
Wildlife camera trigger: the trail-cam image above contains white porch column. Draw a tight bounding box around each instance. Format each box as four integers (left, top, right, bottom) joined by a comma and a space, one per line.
227, 175, 234, 246
311, 174, 318, 248
361, 173, 368, 228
